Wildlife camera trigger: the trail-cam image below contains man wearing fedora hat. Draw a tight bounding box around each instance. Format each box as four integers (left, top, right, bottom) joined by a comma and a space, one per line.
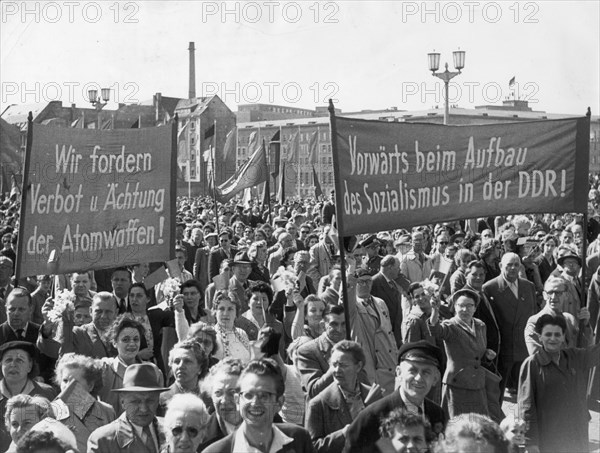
359, 234, 382, 276
88, 363, 169, 453
343, 341, 446, 453
557, 249, 584, 319
229, 251, 255, 314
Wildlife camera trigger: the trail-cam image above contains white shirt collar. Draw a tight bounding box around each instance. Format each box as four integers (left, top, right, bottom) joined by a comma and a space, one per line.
130, 421, 158, 451
233, 423, 293, 453
399, 388, 424, 417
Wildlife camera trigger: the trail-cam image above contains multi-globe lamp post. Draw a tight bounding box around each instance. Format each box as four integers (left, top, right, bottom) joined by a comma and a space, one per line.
87, 87, 111, 129
427, 49, 466, 125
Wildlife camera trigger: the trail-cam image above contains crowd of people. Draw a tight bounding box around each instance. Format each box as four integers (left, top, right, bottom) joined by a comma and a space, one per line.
0, 181, 599, 453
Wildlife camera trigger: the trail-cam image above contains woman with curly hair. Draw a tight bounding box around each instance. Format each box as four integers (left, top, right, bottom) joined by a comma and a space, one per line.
479, 239, 502, 283
212, 291, 250, 363
52, 353, 115, 452
158, 337, 208, 416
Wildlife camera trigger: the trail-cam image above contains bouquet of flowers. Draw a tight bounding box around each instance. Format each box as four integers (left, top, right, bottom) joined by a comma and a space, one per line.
276, 269, 298, 293
421, 279, 440, 298
47, 289, 76, 323
161, 277, 181, 306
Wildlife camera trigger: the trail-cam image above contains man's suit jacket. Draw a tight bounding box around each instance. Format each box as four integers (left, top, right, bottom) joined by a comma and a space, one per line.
469, 284, 501, 357
343, 390, 446, 453
0, 321, 40, 344
87, 412, 164, 453
208, 246, 237, 281
193, 246, 211, 292
59, 322, 116, 359
371, 272, 404, 347
307, 242, 334, 283
296, 333, 335, 398
146, 306, 174, 374
0, 283, 14, 324
306, 382, 381, 453
482, 276, 537, 362
203, 423, 315, 453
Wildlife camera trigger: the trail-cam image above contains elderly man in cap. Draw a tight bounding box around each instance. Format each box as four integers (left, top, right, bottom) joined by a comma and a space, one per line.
343, 341, 446, 453
359, 234, 382, 276
229, 251, 255, 313
557, 249, 584, 318
88, 363, 168, 453
400, 231, 433, 284
307, 226, 336, 284
346, 268, 398, 394
194, 232, 217, 293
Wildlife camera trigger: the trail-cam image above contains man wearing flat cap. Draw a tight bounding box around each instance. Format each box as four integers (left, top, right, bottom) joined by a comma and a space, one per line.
359, 234, 382, 276
88, 363, 168, 453
343, 341, 446, 453
346, 269, 398, 394
229, 251, 255, 313
557, 250, 585, 319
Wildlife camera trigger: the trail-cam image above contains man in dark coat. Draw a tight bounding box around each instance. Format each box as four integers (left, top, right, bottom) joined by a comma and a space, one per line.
371, 255, 409, 348
483, 252, 537, 398
343, 341, 447, 453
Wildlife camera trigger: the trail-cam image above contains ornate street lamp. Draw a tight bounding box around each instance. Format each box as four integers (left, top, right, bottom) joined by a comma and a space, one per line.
427, 49, 465, 125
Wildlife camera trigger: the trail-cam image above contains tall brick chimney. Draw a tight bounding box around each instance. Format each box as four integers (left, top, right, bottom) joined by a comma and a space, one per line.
188, 42, 196, 99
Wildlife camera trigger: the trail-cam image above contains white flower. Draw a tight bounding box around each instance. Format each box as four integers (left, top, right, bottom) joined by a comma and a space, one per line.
421, 279, 440, 297
162, 277, 181, 303
48, 289, 76, 323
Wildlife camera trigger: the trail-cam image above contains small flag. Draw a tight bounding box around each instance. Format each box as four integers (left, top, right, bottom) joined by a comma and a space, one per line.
269, 130, 281, 178
203, 147, 214, 173
178, 120, 189, 140
248, 131, 259, 155
223, 128, 237, 161
286, 131, 299, 162
509, 76, 515, 87
9, 174, 20, 201
312, 165, 322, 198
214, 144, 268, 202
277, 161, 286, 204
101, 116, 113, 130
308, 130, 318, 165
204, 123, 215, 139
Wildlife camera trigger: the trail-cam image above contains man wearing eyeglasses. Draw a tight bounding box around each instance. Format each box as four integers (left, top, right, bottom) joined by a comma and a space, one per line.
524, 276, 586, 355
203, 359, 315, 453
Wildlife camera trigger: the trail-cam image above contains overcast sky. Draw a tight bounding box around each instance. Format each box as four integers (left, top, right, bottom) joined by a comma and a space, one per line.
1, 1, 598, 116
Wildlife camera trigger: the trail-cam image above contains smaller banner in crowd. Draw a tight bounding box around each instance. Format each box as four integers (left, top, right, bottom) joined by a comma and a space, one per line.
17, 123, 176, 277
331, 115, 590, 235
214, 145, 268, 202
